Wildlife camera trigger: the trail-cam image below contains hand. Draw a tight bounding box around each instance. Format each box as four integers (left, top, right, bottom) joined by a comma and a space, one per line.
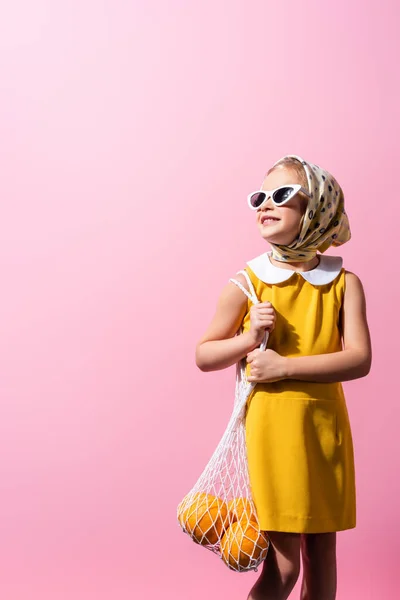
248, 301, 276, 346
246, 348, 288, 383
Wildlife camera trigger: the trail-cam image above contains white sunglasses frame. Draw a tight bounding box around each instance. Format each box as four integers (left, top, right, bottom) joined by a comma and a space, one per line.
247, 184, 312, 211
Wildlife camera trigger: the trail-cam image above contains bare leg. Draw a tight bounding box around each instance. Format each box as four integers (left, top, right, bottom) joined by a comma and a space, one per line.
247, 531, 301, 600
299, 532, 337, 600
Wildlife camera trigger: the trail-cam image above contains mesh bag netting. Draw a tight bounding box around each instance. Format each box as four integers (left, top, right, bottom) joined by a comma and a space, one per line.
177, 269, 271, 573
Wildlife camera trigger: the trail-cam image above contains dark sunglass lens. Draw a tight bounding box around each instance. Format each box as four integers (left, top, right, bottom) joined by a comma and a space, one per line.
250, 192, 267, 208
273, 187, 294, 204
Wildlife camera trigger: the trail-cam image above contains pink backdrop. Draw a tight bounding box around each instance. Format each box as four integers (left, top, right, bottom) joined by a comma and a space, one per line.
0, 0, 397, 598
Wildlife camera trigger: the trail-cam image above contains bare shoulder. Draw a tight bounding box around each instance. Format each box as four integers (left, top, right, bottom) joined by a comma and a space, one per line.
216, 271, 251, 310
196, 272, 251, 345
343, 270, 368, 313
344, 270, 366, 294
228, 271, 252, 294
341, 269, 371, 357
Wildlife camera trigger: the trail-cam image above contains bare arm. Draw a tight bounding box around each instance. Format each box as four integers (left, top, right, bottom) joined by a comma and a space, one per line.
195, 274, 261, 372
284, 271, 372, 383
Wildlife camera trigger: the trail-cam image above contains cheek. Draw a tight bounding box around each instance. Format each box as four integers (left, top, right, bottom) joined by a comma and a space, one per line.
285, 210, 304, 230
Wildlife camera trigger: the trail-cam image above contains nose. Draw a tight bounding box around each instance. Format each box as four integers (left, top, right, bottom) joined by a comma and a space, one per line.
259, 192, 274, 211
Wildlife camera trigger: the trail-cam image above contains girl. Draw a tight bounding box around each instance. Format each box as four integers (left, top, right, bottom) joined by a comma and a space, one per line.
195, 155, 372, 600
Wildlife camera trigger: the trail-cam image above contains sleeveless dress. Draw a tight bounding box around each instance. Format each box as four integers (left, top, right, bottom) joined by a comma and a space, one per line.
241, 251, 356, 533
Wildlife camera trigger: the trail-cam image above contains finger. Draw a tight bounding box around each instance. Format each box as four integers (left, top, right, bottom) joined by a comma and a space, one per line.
253, 313, 274, 320
248, 375, 259, 382
255, 317, 275, 323
248, 349, 260, 356
253, 307, 274, 315
251, 321, 274, 329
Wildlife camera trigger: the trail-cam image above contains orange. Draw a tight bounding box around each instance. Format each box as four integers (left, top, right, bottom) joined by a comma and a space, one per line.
227, 497, 257, 524
220, 518, 269, 570
177, 492, 208, 528
178, 493, 229, 546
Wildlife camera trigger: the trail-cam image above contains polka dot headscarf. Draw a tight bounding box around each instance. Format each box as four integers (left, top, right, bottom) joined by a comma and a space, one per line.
267, 154, 351, 263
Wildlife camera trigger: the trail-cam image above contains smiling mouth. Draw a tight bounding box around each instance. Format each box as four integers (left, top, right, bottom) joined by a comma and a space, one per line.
261, 217, 280, 225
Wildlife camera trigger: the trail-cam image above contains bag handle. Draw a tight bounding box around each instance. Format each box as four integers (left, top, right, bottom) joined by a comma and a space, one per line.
229, 269, 259, 305
229, 269, 269, 352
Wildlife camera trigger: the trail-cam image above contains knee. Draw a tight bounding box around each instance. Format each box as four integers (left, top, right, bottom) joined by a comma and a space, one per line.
273, 551, 301, 591
284, 563, 301, 589
264, 530, 301, 587
287, 562, 300, 587
254, 562, 300, 600
301, 532, 336, 564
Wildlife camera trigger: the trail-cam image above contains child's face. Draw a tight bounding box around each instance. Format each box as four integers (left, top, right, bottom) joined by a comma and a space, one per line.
256, 167, 309, 247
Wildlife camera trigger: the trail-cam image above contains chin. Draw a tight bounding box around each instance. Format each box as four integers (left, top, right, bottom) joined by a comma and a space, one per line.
259, 227, 297, 246
261, 233, 292, 245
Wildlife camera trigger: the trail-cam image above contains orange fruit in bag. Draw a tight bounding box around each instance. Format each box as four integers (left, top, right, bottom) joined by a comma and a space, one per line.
177, 492, 208, 528
220, 518, 269, 570
178, 493, 229, 545
227, 497, 257, 524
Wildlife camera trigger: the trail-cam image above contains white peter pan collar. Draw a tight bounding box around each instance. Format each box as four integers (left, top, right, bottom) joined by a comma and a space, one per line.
246, 251, 343, 286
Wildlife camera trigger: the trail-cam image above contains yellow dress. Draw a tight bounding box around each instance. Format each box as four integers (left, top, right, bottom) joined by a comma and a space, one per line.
241, 251, 356, 533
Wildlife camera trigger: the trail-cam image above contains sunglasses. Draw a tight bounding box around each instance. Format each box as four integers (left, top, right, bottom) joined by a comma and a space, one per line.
247, 184, 312, 210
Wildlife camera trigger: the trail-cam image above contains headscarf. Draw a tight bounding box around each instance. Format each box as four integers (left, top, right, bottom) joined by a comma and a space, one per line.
265, 154, 351, 262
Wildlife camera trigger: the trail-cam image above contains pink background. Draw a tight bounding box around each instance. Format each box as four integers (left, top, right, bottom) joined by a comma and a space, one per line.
0, 0, 397, 598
